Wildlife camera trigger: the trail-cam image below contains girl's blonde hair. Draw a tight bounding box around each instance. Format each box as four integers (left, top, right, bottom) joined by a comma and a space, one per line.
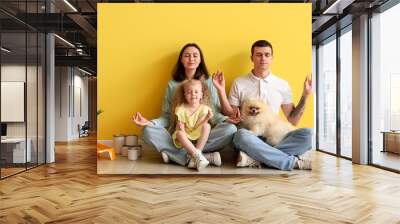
169, 79, 212, 132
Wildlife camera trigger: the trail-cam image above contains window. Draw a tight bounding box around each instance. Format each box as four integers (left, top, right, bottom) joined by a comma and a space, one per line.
339, 27, 352, 158
317, 35, 337, 154
371, 2, 400, 171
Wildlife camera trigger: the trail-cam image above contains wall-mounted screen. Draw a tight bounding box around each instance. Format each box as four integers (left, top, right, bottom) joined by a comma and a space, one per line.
1, 82, 25, 122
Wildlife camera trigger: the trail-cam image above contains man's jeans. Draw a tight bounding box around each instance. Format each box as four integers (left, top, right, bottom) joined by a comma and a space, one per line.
142, 122, 237, 166
233, 128, 312, 170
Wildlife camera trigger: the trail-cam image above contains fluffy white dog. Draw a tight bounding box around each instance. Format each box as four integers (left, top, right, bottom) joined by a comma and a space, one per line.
241, 99, 295, 146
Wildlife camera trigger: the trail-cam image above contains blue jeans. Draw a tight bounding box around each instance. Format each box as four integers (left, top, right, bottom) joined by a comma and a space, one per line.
142, 122, 237, 166
233, 128, 312, 170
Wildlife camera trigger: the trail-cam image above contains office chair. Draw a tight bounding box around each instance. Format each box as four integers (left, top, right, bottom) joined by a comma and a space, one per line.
79, 121, 90, 138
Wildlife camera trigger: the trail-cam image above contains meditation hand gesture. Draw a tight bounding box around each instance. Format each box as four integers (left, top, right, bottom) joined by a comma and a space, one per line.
302, 75, 313, 97
212, 70, 226, 92
227, 107, 241, 124
132, 112, 150, 127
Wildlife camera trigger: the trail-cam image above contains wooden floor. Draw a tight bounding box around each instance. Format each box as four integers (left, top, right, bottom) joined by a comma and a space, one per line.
1, 167, 26, 178
1, 136, 400, 223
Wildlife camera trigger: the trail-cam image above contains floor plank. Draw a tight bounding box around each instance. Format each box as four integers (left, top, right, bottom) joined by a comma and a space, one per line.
1, 136, 400, 223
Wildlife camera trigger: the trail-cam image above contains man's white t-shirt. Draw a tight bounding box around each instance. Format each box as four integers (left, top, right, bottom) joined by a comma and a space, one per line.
229, 72, 292, 114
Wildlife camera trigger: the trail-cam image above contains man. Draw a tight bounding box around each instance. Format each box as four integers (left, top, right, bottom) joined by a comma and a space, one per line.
212, 40, 312, 170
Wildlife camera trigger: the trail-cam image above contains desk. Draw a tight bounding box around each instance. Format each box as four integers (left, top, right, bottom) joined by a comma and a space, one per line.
1, 138, 31, 163
382, 131, 400, 154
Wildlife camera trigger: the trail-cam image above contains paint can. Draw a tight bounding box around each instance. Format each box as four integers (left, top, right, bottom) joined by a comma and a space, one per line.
112, 134, 125, 154
125, 134, 138, 146
121, 146, 129, 157
128, 145, 141, 161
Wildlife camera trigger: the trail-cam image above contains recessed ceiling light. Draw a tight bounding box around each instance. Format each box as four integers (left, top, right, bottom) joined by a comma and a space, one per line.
54, 34, 75, 48
322, 0, 354, 15
1, 47, 11, 53
77, 67, 93, 76
63, 0, 78, 12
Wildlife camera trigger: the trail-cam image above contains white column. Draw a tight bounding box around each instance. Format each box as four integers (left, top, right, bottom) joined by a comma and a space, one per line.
352, 14, 369, 164
46, 32, 55, 163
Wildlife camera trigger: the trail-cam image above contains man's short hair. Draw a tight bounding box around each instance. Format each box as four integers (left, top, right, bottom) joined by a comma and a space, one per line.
251, 40, 273, 56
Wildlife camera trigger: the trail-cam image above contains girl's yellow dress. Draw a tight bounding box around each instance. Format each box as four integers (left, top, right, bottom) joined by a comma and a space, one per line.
172, 104, 211, 148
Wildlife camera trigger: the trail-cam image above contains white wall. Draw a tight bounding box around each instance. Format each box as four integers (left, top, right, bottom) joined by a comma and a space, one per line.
55, 67, 70, 141
55, 67, 89, 141
73, 72, 89, 137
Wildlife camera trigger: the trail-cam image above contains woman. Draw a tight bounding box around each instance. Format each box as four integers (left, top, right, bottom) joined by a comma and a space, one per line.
133, 43, 236, 166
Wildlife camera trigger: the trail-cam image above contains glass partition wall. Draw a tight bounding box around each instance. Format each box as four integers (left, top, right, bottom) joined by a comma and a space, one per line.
316, 0, 400, 171
0, 2, 46, 179
316, 26, 353, 159
370, 2, 400, 171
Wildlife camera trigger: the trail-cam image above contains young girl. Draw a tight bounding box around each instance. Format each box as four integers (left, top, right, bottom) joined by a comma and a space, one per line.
171, 79, 213, 171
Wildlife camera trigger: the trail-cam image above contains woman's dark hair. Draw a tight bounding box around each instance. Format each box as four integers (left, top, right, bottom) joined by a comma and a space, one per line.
172, 43, 210, 82
251, 40, 273, 56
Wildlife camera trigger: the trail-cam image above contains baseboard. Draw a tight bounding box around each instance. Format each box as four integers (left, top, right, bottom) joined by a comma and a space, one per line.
97, 139, 144, 147
97, 139, 112, 147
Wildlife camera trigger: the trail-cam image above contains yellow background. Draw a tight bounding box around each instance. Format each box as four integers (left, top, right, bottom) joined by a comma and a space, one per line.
98, 3, 312, 140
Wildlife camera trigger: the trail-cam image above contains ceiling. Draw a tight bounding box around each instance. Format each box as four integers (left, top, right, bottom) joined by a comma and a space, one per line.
0, 0, 391, 75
